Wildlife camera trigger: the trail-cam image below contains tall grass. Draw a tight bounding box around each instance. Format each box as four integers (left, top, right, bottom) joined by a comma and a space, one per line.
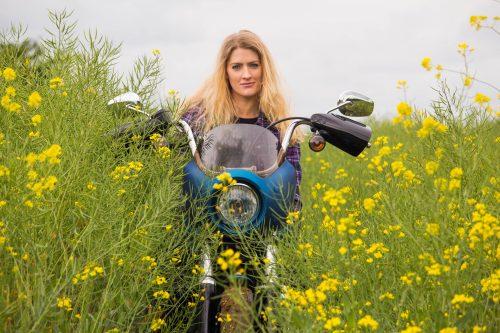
272, 94, 498, 331
1, 9, 498, 333
0, 11, 211, 332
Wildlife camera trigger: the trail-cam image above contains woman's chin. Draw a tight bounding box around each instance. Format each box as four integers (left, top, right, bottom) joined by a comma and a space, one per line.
233, 89, 260, 99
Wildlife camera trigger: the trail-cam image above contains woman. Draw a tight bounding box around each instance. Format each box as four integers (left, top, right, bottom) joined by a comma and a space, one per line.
181, 30, 302, 209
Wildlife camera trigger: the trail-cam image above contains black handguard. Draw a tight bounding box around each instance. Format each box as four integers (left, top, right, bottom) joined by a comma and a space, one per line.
107, 109, 172, 140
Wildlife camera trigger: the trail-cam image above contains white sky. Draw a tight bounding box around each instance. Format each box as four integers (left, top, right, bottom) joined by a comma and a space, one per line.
2, 0, 499, 118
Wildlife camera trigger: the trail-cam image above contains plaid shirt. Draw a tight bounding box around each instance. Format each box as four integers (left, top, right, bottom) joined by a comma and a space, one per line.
181, 106, 302, 205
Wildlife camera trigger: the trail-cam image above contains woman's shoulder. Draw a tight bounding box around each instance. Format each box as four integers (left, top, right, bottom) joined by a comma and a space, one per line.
181, 105, 203, 120
181, 105, 205, 128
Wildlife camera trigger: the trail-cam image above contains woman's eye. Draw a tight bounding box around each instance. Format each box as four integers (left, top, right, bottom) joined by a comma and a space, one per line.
249, 63, 259, 68
232, 64, 241, 70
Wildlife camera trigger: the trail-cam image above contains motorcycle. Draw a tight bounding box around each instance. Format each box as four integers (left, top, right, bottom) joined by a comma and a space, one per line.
107, 90, 374, 332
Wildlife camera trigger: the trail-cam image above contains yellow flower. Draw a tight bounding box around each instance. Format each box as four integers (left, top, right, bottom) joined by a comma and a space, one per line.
463, 75, 472, 87
480, 269, 500, 303
379, 292, 394, 300
86, 182, 96, 190
3, 67, 16, 81
38, 144, 62, 164
216, 172, 233, 183
217, 248, 243, 271
286, 211, 300, 225
425, 223, 440, 236
150, 318, 165, 331
403, 119, 413, 129
421, 57, 432, 71
154, 276, 166, 285
157, 146, 171, 159
417, 117, 447, 138
396, 80, 407, 89
392, 115, 403, 125
435, 147, 444, 159
49, 77, 64, 89
26, 175, 58, 197
474, 93, 490, 105
31, 114, 42, 126
401, 326, 422, 333
104, 328, 119, 333
110, 161, 143, 181
391, 160, 405, 176
5, 86, 15, 96
27, 170, 38, 180
153, 290, 170, 299
28, 92, 42, 108
1, 95, 11, 109
449, 167, 463, 179
451, 294, 474, 307
458, 42, 469, 55
439, 327, 458, 333
324, 317, 341, 329
363, 198, 375, 213
0, 165, 10, 177
470, 15, 488, 30
56, 296, 73, 311
448, 179, 461, 191
149, 133, 162, 142
152, 49, 161, 56
425, 161, 439, 175
338, 246, 348, 255
7, 101, 21, 113
396, 102, 412, 116
358, 315, 379, 330
213, 172, 236, 191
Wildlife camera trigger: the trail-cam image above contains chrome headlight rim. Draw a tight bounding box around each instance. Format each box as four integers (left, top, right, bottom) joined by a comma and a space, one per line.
216, 182, 260, 227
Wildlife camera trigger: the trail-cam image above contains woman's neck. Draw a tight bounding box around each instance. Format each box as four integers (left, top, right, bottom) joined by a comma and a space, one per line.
232, 94, 260, 118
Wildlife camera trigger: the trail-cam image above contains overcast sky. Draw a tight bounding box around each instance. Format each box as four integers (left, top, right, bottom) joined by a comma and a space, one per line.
2, 0, 499, 118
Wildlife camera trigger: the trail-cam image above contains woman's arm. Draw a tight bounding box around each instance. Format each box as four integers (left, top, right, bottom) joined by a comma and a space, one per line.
180, 106, 204, 138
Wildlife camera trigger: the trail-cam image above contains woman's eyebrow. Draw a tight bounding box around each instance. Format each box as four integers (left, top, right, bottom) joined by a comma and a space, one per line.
228, 60, 260, 65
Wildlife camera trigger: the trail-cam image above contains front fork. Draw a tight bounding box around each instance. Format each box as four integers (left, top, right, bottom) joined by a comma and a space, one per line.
196, 244, 277, 332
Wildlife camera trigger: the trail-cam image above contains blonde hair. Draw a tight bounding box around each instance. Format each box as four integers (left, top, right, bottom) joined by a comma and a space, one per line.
186, 30, 301, 143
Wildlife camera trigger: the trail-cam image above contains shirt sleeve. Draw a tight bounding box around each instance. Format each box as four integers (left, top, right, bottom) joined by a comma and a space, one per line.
180, 106, 203, 137
285, 143, 302, 208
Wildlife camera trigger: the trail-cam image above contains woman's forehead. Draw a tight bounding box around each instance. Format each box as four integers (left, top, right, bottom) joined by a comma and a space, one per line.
228, 48, 260, 63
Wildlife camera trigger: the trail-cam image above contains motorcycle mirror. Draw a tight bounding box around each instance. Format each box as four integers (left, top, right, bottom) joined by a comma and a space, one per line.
108, 92, 141, 106
337, 91, 374, 117
107, 92, 149, 118
309, 133, 326, 152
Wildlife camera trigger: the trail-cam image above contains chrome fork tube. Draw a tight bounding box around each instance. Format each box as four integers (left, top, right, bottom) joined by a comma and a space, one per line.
199, 248, 216, 333
265, 244, 277, 284
201, 249, 215, 285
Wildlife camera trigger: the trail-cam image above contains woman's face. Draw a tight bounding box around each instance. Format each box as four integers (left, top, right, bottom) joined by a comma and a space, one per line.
226, 48, 262, 100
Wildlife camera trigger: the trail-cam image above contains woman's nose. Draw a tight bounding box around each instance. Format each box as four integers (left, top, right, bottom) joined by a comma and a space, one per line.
242, 66, 251, 79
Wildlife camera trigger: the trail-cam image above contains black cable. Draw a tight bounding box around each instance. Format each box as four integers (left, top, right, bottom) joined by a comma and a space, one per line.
266, 116, 310, 129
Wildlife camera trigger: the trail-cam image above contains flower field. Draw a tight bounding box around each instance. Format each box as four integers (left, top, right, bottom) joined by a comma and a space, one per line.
1, 10, 499, 333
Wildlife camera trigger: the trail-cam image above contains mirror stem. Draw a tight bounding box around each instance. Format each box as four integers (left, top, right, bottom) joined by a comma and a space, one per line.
327, 101, 352, 114
126, 104, 151, 118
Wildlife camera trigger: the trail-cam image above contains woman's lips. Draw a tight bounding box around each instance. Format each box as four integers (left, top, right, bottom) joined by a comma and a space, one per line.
240, 82, 255, 88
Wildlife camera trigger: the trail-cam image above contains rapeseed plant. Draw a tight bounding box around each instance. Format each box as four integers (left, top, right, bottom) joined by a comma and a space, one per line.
1, 7, 498, 333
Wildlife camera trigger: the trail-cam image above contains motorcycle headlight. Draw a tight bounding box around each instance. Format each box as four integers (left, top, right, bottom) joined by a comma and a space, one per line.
217, 183, 260, 227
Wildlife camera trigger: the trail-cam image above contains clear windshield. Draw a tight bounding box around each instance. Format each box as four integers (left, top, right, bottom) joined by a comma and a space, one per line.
200, 124, 279, 172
